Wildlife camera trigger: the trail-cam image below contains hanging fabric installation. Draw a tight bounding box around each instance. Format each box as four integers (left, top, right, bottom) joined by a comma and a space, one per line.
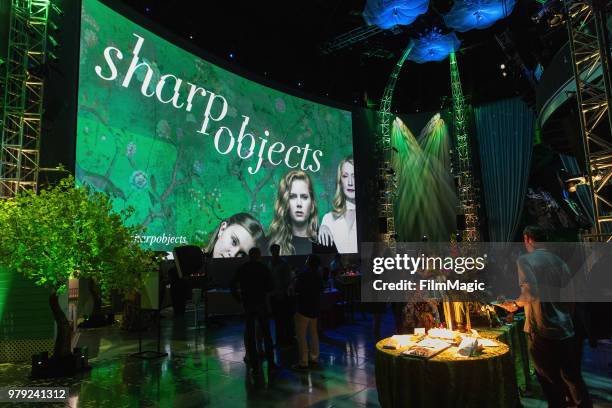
363, 0, 429, 30
475, 98, 534, 241
408, 28, 460, 63
444, 0, 517, 32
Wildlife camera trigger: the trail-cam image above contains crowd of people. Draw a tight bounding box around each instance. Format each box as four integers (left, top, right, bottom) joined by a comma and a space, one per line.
230, 245, 327, 374
225, 224, 601, 407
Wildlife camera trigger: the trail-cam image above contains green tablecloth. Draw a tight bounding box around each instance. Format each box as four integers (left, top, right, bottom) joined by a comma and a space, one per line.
477, 320, 531, 392
375, 338, 519, 408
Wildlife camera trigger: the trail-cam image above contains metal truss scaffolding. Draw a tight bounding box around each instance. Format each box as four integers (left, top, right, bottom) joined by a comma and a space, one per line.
377, 41, 414, 248
564, 0, 612, 241
320, 25, 382, 55
449, 52, 480, 242
0, 0, 49, 198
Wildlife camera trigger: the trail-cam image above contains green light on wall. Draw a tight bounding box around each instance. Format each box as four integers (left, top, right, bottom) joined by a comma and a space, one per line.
534, 122, 542, 145
0, 266, 13, 321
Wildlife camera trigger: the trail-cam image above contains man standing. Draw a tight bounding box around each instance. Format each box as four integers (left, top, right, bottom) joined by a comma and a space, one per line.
231, 247, 277, 374
293, 255, 324, 370
502, 226, 591, 408
268, 244, 294, 347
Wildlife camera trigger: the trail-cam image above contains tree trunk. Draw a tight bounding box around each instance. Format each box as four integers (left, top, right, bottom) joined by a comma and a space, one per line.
121, 291, 140, 331
88, 278, 103, 320
49, 292, 72, 358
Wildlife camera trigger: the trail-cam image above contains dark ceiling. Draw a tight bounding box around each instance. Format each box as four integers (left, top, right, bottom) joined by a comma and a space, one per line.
117, 0, 568, 113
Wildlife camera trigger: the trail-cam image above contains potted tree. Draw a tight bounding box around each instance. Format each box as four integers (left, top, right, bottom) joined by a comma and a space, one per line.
0, 177, 157, 376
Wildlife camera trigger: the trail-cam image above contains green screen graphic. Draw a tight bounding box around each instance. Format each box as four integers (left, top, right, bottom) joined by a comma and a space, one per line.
77, 0, 355, 255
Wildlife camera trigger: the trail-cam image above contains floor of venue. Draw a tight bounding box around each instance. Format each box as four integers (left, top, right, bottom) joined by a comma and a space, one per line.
1, 308, 611, 408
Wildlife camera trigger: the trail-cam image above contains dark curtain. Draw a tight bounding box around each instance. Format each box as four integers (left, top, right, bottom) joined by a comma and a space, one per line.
475, 98, 534, 241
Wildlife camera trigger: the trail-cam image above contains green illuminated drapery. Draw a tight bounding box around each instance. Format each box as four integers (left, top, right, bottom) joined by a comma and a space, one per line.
475, 98, 534, 241
392, 116, 458, 241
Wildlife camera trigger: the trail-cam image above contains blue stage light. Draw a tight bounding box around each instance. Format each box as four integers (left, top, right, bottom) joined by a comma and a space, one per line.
444, 0, 517, 32
408, 29, 460, 64
363, 0, 429, 30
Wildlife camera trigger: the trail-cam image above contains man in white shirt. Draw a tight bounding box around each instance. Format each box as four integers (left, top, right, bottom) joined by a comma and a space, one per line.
502, 226, 591, 408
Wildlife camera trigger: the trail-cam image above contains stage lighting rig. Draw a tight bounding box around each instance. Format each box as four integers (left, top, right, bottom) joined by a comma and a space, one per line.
48, 35, 59, 49
320, 25, 383, 55
50, 2, 64, 17
565, 176, 587, 192
547, 12, 565, 28
321, 0, 428, 56
531, 0, 564, 27
47, 51, 59, 63
531, 0, 554, 23
362, 47, 395, 59
561, 172, 606, 193
47, 1, 64, 63
495, 30, 536, 88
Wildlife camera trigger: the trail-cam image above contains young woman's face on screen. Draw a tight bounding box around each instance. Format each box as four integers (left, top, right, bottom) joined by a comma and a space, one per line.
288, 179, 312, 225
213, 222, 256, 258
341, 161, 355, 200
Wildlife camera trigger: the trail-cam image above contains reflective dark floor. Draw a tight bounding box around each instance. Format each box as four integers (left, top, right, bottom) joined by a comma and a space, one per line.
1, 308, 611, 408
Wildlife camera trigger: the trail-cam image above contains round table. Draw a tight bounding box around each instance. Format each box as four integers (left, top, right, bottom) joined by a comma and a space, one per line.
477, 320, 531, 392
375, 337, 519, 408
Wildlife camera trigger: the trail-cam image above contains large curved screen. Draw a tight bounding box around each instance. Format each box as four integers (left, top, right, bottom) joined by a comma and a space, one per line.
76, 0, 356, 256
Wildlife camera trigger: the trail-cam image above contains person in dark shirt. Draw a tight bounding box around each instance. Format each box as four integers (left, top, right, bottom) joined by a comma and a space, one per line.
268, 244, 295, 347
293, 255, 324, 370
230, 247, 277, 373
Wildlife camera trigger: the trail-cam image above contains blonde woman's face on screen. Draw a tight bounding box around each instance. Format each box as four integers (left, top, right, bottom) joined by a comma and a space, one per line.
289, 179, 312, 224
213, 222, 256, 258
341, 161, 355, 200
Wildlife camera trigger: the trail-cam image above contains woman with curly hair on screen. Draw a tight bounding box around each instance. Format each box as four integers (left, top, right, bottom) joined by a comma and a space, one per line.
268, 170, 334, 256
319, 155, 357, 254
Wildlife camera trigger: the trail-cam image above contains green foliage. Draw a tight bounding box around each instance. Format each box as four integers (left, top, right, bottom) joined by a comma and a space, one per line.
0, 177, 157, 296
